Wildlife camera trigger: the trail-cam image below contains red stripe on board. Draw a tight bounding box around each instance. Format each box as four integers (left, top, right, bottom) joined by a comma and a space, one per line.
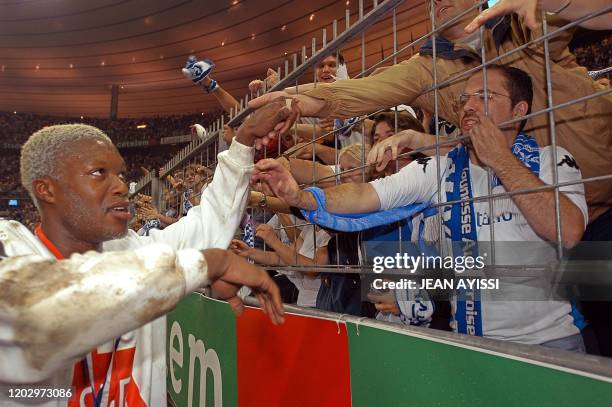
237, 308, 352, 407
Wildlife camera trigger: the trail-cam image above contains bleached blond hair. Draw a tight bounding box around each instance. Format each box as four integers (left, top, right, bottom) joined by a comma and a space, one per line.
20, 124, 113, 209
338, 143, 373, 179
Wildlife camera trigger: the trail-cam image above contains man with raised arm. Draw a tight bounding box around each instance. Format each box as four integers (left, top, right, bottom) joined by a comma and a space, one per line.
0, 100, 295, 404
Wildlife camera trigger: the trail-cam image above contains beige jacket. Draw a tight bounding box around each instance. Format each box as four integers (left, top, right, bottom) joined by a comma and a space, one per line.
305, 15, 612, 222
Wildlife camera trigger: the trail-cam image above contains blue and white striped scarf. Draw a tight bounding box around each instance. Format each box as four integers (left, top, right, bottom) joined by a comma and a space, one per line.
445, 133, 539, 336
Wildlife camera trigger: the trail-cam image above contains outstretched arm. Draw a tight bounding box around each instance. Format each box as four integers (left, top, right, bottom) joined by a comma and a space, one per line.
0, 244, 283, 383
249, 57, 428, 120
277, 156, 337, 187
252, 159, 381, 214
255, 224, 329, 276
201, 76, 240, 114
130, 101, 296, 251
367, 129, 456, 172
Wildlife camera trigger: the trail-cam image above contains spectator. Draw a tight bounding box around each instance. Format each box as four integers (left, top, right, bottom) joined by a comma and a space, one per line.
256, 66, 589, 351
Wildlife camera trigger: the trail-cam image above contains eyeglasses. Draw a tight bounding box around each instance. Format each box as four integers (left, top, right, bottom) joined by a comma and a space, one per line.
457, 91, 512, 108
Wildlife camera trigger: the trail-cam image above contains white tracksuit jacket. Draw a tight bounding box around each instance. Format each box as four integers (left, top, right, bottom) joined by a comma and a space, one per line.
0, 139, 254, 406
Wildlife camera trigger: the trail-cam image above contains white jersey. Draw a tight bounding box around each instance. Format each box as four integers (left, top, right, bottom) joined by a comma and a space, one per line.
370, 145, 588, 344
0, 139, 255, 406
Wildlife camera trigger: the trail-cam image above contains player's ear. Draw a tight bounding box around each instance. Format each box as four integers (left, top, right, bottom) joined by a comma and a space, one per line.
33, 177, 58, 206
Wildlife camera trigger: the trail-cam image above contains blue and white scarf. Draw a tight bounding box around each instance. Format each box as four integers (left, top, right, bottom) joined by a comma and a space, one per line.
445, 133, 539, 336
242, 213, 255, 264
141, 218, 161, 236
182, 188, 194, 215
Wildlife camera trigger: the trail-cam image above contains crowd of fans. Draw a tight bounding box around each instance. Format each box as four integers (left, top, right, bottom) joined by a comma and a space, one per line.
0, 110, 221, 146
2, 199, 39, 231
573, 35, 611, 73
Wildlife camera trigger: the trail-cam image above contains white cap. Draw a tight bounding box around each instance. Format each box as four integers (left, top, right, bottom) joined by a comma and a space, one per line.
192, 123, 207, 140
335, 63, 349, 80
391, 104, 417, 119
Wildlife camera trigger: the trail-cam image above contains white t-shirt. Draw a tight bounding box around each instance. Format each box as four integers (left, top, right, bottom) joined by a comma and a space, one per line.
267, 216, 331, 307
370, 145, 588, 344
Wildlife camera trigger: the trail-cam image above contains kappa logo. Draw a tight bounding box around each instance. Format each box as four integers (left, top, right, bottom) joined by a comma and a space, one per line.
416, 157, 432, 173
557, 155, 579, 169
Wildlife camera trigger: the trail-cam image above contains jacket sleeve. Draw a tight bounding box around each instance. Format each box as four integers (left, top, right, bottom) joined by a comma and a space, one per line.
509, 12, 575, 64
0, 244, 206, 383
303, 55, 431, 119
140, 138, 255, 251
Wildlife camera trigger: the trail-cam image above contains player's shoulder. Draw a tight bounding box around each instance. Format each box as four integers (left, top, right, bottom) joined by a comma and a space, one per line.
0, 219, 45, 258
0, 219, 35, 239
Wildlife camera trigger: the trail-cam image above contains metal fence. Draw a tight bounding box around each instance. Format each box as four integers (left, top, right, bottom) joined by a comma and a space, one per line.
130, 0, 611, 306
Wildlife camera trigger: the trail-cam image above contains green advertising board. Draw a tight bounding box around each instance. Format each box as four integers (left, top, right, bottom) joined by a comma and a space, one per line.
167, 294, 612, 406
347, 322, 612, 407
167, 294, 238, 407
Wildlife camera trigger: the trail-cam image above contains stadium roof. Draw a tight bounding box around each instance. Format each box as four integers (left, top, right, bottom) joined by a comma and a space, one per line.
0, 0, 426, 118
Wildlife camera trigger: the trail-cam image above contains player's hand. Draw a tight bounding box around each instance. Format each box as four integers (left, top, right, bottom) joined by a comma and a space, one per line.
203, 249, 285, 324
236, 97, 300, 149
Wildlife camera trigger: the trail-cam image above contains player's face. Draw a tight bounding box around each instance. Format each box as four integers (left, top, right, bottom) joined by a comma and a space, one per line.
459, 70, 514, 134
54, 140, 130, 244
316, 56, 338, 83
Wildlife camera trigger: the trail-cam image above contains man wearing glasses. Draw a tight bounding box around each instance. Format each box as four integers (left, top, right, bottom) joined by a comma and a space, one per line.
254, 65, 588, 350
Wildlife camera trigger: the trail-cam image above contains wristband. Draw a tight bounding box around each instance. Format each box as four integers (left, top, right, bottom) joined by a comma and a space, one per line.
203, 79, 218, 93
258, 193, 267, 208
